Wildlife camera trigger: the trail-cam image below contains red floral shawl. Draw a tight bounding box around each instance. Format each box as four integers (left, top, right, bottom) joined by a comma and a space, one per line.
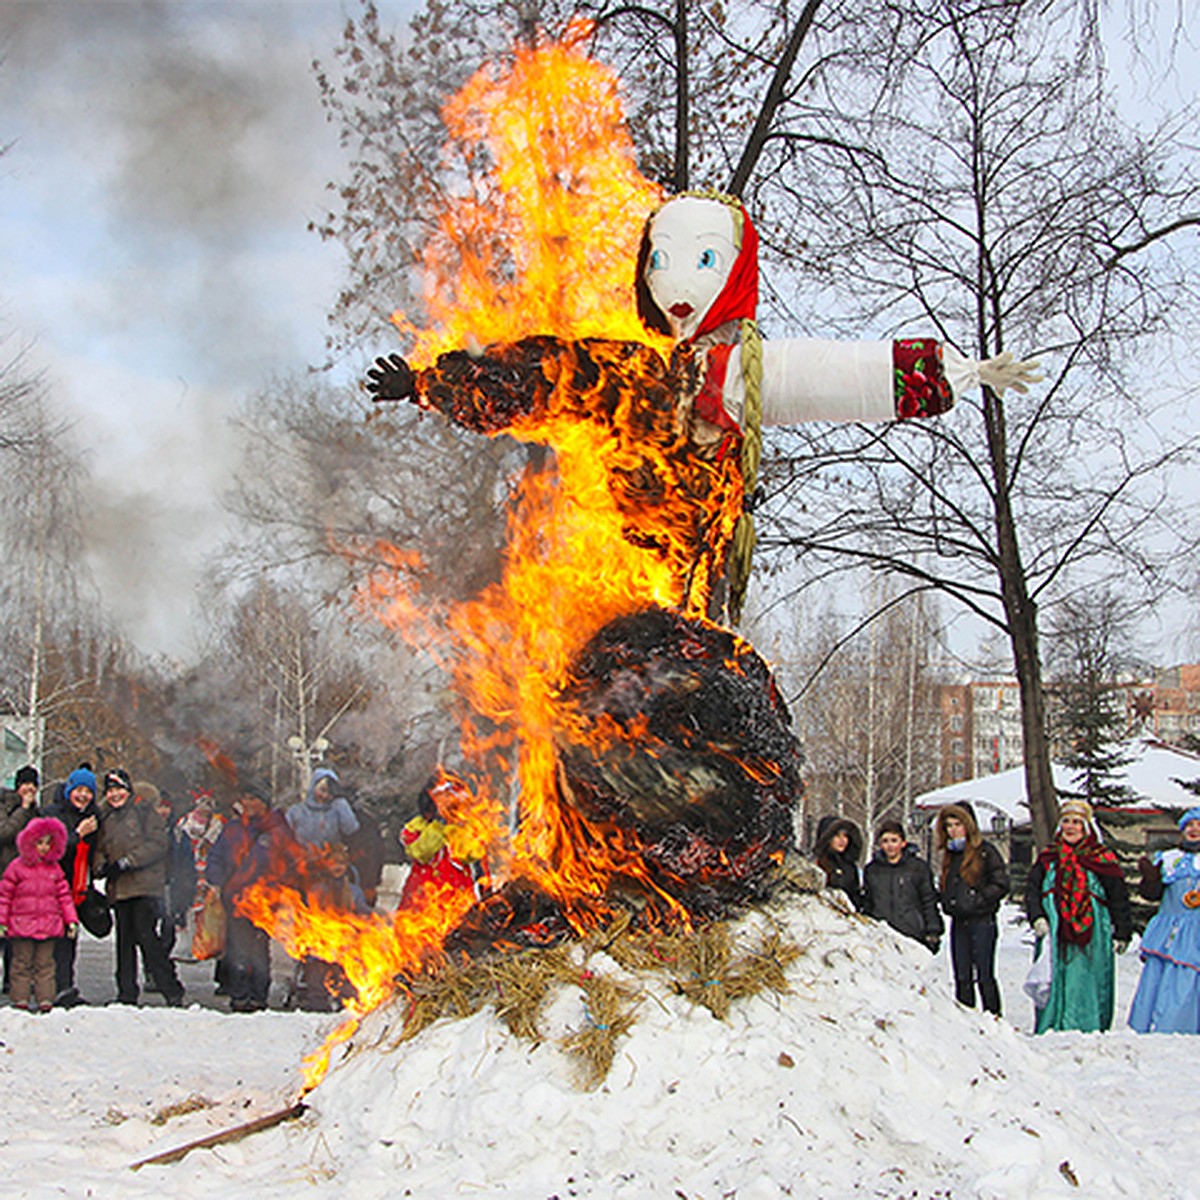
1037, 834, 1123, 947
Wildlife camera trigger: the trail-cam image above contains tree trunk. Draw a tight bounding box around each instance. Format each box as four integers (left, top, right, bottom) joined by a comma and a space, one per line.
987, 392, 1057, 848
672, 0, 688, 193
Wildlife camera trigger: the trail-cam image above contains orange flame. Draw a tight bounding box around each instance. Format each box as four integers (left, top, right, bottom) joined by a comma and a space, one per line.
400, 23, 664, 362
240, 31, 757, 1091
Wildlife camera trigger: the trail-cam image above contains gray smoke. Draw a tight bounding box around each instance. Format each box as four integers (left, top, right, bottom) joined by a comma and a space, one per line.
0, 1, 412, 659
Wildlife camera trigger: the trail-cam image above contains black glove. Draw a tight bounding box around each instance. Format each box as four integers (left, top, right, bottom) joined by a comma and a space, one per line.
924, 936, 941, 954
365, 354, 415, 401
97, 857, 131, 878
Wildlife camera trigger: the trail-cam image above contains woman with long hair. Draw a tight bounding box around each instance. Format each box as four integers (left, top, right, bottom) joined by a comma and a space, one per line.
813, 815, 864, 910
1024, 798, 1131, 1033
935, 803, 1009, 1014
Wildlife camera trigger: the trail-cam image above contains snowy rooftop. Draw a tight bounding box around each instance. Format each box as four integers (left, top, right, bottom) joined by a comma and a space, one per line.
913, 737, 1200, 826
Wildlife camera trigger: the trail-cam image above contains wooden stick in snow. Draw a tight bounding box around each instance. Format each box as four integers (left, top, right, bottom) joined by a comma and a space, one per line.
129, 1101, 308, 1170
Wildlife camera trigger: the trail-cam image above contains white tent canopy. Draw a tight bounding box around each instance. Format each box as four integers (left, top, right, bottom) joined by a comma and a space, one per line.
912, 738, 1200, 828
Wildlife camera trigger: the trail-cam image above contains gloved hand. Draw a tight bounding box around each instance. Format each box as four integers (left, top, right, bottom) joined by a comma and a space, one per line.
1032, 917, 1050, 939
977, 350, 1043, 395
96, 857, 131, 879
1114, 939, 1129, 954
923, 936, 941, 954
365, 354, 415, 401
943, 345, 1043, 398
1137, 854, 1156, 878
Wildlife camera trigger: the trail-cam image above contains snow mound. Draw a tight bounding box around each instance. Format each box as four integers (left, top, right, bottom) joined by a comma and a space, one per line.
300, 893, 1169, 1198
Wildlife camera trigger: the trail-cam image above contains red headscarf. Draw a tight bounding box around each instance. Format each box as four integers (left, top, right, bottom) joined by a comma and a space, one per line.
690, 203, 759, 342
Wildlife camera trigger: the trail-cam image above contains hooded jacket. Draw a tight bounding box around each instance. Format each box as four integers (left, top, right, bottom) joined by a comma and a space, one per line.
0, 817, 77, 939
935, 804, 1009, 921
285, 768, 360, 848
813, 815, 864, 910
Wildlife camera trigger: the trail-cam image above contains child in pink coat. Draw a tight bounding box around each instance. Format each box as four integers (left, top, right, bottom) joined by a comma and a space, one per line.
0, 817, 78, 1011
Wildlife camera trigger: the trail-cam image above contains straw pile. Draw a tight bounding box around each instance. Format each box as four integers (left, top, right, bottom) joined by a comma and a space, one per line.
385, 908, 807, 1090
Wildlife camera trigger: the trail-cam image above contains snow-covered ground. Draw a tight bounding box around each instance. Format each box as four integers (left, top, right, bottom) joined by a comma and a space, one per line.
0, 898, 1190, 1199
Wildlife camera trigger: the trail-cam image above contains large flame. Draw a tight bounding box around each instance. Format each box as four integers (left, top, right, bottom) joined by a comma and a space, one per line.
239, 30, 759, 1090
399, 22, 664, 361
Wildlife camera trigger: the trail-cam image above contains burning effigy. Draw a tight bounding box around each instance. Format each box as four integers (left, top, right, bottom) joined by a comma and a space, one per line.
230, 27, 1038, 1091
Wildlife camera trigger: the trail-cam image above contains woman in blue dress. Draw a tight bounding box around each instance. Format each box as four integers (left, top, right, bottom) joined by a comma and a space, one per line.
1129, 805, 1200, 1034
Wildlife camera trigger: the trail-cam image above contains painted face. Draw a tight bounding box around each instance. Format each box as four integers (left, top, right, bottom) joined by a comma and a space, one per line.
879, 832, 905, 863
644, 197, 737, 342
1060, 814, 1087, 844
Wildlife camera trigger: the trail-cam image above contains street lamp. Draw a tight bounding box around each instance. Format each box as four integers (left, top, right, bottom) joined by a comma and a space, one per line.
287, 734, 330, 800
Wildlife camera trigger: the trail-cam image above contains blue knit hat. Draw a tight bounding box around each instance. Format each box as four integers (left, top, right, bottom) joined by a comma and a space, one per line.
1178, 806, 1200, 831
65, 767, 97, 800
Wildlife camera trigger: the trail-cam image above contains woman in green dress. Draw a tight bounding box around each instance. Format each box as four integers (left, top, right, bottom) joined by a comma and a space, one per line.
1024, 798, 1132, 1033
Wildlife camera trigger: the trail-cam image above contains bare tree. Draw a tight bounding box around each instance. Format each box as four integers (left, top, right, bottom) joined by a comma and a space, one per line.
785, 583, 942, 840
212, 580, 374, 803
0, 351, 101, 774
751, 2, 1198, 847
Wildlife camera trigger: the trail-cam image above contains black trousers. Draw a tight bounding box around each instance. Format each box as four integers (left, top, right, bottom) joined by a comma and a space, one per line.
113, 895, 183, 1004
950, 916, 1001, 1015
53, 933, 79, 997
225, 914, 270, 1008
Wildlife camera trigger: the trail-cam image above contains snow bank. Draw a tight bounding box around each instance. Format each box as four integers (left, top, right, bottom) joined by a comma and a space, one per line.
0, 895, 1186, 1198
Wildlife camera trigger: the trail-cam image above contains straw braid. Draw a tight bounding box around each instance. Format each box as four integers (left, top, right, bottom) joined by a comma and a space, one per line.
728, 317, 762, 623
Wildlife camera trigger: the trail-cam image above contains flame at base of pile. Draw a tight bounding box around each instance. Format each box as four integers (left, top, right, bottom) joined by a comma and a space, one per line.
234, 608, 802, 1091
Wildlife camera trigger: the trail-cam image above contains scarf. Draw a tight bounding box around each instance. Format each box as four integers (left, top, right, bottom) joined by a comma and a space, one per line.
1039, 834, 1122, 947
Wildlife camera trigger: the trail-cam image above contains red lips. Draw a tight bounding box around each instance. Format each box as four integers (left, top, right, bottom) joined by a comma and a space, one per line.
669, 302, 693, 318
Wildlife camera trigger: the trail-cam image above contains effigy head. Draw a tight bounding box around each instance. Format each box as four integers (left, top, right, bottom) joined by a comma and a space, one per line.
635, 192, 760, 343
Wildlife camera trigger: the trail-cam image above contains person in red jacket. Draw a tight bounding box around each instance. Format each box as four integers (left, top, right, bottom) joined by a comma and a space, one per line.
0, 817, 78, 1012
400, 772, 484, 910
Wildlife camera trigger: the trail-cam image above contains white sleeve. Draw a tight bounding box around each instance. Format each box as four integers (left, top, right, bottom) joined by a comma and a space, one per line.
724, 338, 897, 428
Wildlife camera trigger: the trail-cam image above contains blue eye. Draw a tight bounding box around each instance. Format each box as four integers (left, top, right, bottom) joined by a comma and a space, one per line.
649, 248, 668, 271
698, 248, 718, 269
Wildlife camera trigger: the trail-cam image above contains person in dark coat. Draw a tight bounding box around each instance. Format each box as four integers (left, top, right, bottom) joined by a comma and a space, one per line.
345, 802, 385, 909
862, 820, 943, 951
1, 764, 41, 992
935, 802, 1009, 1015
206, 784, 294, 1012
43, 765, 101, 1006
139, 784, 196, 972
94, 770, 185, 1007
813, 815, 864, 910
